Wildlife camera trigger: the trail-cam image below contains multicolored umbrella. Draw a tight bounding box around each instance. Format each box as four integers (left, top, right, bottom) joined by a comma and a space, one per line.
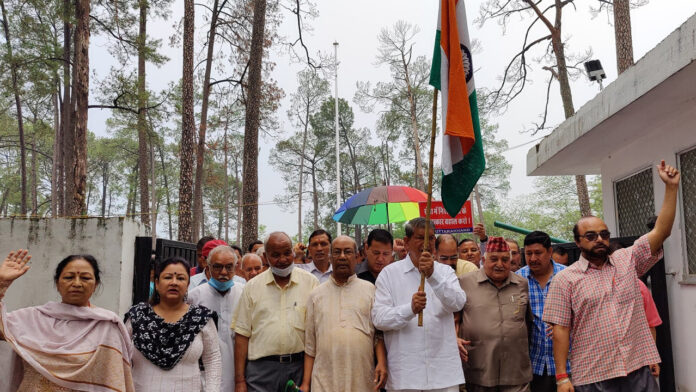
332, 185, 428, 225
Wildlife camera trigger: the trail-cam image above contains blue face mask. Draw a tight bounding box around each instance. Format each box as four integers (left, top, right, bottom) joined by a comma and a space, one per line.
208, 277, 234, 292
149, 282, 155, 298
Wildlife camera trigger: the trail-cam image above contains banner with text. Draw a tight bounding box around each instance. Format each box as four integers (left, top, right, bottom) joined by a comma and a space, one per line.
418, 200, 473, 234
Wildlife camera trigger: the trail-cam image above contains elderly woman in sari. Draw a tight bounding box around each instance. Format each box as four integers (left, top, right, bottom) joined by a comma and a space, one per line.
125, 256, 221, 391
0, 249, 135, 392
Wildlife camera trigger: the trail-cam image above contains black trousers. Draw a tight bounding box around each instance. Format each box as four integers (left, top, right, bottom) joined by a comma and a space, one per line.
246, 357, 304, 392
530, 372, 556, 392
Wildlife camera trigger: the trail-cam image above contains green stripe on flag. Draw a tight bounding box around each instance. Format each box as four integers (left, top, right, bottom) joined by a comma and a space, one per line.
441, 91, 486, 217
429, 30, 441, 90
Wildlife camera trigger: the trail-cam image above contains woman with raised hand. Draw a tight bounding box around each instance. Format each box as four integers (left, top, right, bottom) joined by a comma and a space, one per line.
0, 250, 135, 392
125, 256, 221, 392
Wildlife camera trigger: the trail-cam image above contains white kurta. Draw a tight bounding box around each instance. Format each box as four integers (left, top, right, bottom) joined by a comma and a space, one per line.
372, 256, 467, 390
188, 282, 244, 392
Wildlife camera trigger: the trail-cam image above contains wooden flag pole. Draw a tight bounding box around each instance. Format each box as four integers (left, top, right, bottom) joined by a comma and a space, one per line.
419, 87, 439, 327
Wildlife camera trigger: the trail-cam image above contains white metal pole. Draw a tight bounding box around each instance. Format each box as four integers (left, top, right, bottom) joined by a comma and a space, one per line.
334, 41, 342, 236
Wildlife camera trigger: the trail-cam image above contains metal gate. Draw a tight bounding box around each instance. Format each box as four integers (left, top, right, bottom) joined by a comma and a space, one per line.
132, 237, 197, 305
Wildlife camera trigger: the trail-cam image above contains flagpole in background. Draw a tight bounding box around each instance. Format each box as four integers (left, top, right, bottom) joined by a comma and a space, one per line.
333, 41, 342, 236
418, 87, 439, 327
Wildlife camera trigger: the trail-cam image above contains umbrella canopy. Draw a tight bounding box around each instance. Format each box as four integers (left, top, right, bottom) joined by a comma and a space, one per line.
332, 185, 428, 225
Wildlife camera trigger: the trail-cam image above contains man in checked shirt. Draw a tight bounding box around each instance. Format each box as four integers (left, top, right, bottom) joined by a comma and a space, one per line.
543, 160, 680, 392
516, 231, 568, 392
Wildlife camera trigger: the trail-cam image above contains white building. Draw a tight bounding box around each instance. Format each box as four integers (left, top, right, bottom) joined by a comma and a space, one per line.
526, 13, 696, 391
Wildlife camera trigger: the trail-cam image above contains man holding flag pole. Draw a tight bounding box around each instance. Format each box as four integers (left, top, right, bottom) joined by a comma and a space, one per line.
370, 0, 487, 391
419, 0, 487, 329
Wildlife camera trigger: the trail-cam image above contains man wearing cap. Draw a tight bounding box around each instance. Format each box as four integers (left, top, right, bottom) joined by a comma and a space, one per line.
188, 244, 244, 391
190, 238, 226, 288
233, 232, 319, 392
191, 239, 246, 288
373, 217, 467, 392
459, 236, 533, 392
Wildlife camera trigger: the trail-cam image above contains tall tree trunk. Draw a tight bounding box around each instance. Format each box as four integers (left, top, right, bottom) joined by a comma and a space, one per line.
297, 111, 310, 243
31, 138, 38, 215
157, 141, 173, 239
223, 123, 230, 243
402, 56, 426, 190
60, 0, 71, 216
193, 0, 221, 240
131, 164, 139, 216
178, 0, 196, 242
311, 165, 318, 230
52, 89, 61, 217
613, 0, 634, 74
150, 131, 157, 245
70, 0, 89, 216
101, 162, 108, 217
241, 0, 267, 248
549, 0, 591, 217
137, 0, 150, 229
1, 0, 27, 215
233, 156, 242, 245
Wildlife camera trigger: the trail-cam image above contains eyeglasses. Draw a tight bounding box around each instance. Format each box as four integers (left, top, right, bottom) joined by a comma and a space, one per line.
579, 230, 611, 242
438, 255, 459, 262
211, 264, 235, 272
331, 249, 355, 257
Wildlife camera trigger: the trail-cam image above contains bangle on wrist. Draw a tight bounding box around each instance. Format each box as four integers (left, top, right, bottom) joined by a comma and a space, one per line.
556, 378, 570, 386
555, 373, 569, 381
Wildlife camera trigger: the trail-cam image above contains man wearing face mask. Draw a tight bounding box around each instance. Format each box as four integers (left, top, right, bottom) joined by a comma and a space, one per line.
232, 232, 319, 392
188, 245, 244, 392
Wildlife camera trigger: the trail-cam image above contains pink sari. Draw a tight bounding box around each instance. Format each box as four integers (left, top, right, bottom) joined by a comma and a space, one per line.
1, 301, 134, 392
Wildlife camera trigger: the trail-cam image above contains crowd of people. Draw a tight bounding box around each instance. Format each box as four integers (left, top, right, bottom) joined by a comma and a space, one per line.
0, 161, 680, 392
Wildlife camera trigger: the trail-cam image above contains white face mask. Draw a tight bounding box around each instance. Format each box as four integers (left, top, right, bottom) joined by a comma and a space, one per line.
270, 263, 295, 278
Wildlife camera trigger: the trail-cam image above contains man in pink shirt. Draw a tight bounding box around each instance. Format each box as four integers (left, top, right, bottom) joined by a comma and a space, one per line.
638, 279, 662, 378
543, 160, 679, 392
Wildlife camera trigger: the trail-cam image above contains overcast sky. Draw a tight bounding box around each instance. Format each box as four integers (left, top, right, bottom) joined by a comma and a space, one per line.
87, 0, 696, 241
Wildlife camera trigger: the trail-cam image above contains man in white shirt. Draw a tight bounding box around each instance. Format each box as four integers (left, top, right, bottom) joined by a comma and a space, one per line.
372, 217, 467, 392
297, 229, 333, 283
188, 244, 245, 391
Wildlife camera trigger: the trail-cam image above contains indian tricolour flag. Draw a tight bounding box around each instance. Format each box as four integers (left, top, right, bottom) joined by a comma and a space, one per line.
430, 0, 485, 218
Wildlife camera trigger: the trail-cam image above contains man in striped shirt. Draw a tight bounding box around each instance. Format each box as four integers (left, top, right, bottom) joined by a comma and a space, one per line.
544, 160, 680, 392
515, 231, 567, 392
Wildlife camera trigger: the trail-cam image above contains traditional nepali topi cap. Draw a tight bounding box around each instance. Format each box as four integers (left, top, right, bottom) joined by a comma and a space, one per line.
486, 236, 510, 253
202, 239, 228, 258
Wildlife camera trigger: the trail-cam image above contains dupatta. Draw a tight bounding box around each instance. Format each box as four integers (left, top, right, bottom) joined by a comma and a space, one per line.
1, 301, 135, 392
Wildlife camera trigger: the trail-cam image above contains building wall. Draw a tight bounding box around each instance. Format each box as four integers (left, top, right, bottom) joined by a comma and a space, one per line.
0, 217, 143, 316
601, 122, 696, 392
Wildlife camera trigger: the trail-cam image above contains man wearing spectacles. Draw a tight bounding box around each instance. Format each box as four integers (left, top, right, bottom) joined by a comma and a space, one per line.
188, 244, 245, 392
435, 234, 479, 278
299, 235, 388, 392
544, 160, 680, 392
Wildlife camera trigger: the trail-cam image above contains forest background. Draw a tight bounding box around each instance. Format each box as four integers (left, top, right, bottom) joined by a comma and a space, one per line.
0, 0, 694, 246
